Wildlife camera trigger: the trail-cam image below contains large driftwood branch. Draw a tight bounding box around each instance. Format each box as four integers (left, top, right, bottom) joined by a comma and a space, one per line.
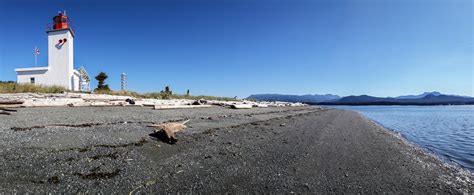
0, 100, 24, 105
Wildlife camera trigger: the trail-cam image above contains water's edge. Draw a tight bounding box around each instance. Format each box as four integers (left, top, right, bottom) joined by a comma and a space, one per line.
349, 109, 474, 175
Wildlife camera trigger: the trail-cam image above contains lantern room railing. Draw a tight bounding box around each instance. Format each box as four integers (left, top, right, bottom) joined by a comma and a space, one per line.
45, 20, 75, 34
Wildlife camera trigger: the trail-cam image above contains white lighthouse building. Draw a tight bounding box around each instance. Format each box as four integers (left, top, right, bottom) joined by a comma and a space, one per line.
15, 12, 88, 91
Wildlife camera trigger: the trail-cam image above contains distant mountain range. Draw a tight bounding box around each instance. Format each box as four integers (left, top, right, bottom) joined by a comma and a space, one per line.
248, 92, 474, 105
394, 91, 442, 99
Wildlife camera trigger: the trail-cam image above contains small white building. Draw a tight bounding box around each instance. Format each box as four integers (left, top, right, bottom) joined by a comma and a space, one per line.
15, 12, 88, 91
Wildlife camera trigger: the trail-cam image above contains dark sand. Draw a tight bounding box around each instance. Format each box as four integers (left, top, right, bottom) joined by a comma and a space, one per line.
0, 106, 472, 193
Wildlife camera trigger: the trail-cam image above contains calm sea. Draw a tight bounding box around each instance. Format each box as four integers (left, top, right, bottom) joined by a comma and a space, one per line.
330, 105, 474, 172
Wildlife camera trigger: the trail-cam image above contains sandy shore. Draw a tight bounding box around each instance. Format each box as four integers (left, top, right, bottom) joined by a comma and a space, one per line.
0, 106, 472, 193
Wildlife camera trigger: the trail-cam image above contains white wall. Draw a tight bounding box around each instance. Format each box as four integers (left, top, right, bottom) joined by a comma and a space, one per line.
17, 69, 48, 84
72, 73, 80, 91
47, 30, 74, 90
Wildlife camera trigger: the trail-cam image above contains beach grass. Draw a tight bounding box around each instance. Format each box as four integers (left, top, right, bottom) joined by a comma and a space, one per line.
0, 82, 66, 93
97, 90, 237, 101
0, 82, 237, 101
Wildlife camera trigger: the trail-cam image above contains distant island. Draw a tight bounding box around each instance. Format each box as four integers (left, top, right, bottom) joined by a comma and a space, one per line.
248, 92, 474, 105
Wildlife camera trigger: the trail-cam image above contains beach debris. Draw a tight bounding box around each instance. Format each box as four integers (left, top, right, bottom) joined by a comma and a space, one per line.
192, 99, 207, 105
90, 101, 112, 107
0, 99, 25, 105
0, 100, 24, 107
0, 107, 17, 115
0, 107, 17, 112
148, 119, 190, 144
280, 123, 286, 127
0, 93, 307, 108
125, 98, 135, 105
254, 104, 268, 108
68, 102, 91, 107
0, 111, 12, 115
230, 104, 253, 109
154, 105, 211, 110
0, 99, 24, 108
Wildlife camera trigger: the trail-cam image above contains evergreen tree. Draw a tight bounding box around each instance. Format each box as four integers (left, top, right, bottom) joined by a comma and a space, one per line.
94, 72, 110, 91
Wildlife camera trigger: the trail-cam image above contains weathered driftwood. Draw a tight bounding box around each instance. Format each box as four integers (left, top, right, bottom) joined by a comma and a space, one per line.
67, 102, 92, 107
90, 102, 113, 107
0, 100, 25, 105
0, 93, 307, 108
0, 104, 22, 108
230, 104, 253, 109
22, 98, 82, 107
0, 108, 17, 112
154, 105, 211, 110
136, 101, 155, 107
148, 120, 190, 144
0, 111, 11, 115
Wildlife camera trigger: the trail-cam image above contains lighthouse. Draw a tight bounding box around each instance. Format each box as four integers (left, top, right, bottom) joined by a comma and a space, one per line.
15, 11, 87, 91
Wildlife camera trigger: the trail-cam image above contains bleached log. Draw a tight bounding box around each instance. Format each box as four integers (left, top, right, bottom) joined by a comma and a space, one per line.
22, 98, 83, 107
110, 101, 127, 106
154, 105, 211, 110
135, 101, 156, 107
68, 102, 92, 107
90, 102, 113, 107
0, 100, 25, 105
230, 104, 253, 109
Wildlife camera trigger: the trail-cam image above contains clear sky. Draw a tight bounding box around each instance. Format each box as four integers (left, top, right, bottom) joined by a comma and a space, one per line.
0, 0, 472, 98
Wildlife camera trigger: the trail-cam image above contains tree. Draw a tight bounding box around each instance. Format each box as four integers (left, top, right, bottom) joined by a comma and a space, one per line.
186, 89, 190, 96
165, 86, 172, 95
160, 86, 173, 99
94, 72, 110, 91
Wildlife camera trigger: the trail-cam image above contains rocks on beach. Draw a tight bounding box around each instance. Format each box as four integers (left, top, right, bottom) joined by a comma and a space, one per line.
0, 92, 306, 110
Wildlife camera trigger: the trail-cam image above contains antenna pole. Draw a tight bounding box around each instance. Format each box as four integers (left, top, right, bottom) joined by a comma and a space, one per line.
34, 46, 37, 66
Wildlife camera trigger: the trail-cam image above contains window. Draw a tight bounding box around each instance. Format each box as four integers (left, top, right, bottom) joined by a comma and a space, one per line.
30, 77, 35, 84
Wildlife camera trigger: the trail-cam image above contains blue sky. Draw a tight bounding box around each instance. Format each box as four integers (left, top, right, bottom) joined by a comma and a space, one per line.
0, 0, 472, 98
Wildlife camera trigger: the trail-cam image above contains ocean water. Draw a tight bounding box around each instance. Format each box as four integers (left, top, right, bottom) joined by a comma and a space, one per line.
330, 105, 474, 172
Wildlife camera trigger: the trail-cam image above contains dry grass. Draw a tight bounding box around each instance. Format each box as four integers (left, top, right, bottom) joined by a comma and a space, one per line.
0, 83, 65, 93
95, 90, 236, 101
142, 93, 236, 101
93, 89, 141, 97
0, 82, 236, 101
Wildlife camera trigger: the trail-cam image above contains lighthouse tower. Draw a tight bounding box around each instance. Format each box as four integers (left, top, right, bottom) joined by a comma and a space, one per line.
47, 12, 76, 90
15, 11, 82, 91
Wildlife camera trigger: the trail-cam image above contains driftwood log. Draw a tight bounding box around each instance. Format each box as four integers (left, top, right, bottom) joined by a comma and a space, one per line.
230, 104, 253, 109
154, 105, 211, 110
0, 111, 11, 115
0, 100, 24, 105
147, 120, 190, 144
0, 108, 17, 112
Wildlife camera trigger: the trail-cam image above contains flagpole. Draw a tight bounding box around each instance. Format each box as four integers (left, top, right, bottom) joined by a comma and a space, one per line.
34, 46, 37, 67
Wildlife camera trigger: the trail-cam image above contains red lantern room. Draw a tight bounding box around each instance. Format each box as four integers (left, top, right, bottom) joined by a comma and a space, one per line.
52, 12, 70, 30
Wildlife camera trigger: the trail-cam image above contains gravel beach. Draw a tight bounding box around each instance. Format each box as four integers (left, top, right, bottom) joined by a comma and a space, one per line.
0, 106, 472, 193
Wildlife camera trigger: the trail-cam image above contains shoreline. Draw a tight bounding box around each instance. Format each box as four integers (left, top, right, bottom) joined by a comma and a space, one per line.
329, 105, 474, 173
0, 106, 472, 193
354, 111, 474, 176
